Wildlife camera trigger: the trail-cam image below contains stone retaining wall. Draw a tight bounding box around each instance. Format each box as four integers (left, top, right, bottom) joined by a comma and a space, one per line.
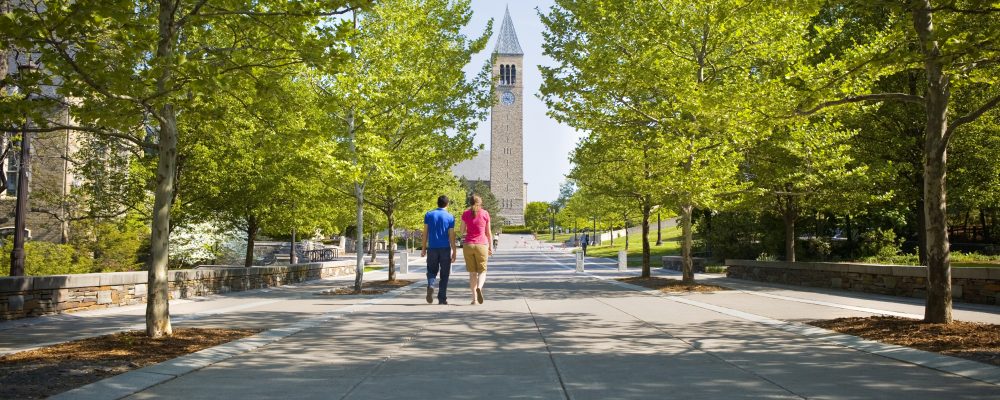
0, 261, 356, 320
662, 256, 706, 273
725, 259, 1000, 305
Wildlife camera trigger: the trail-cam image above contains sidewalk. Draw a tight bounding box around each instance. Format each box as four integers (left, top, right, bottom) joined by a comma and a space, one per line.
10, 239, 1000, 399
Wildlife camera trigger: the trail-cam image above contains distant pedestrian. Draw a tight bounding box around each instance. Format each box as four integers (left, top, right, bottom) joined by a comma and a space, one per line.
422, 195, 457, 305
460, 194, 493, 305
581, 233, 589, 256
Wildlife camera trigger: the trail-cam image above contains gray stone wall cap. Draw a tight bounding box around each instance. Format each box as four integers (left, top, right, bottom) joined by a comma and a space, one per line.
952, 268, 989, 280
99, 271, 148, 286
33, 274, 101, 290
0, 276, 31, 293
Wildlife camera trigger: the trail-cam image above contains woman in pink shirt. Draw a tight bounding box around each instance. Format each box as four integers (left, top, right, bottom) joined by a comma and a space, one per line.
460, 194, 493, 305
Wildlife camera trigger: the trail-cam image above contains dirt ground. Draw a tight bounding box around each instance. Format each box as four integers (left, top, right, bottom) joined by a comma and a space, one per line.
617, 276, 729, 293
317, 279, 415, 295
0, 328, 259, 399
809, 316, 1000, 367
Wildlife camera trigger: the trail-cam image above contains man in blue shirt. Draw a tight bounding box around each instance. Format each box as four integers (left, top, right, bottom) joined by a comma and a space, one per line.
422, 195, 457, 304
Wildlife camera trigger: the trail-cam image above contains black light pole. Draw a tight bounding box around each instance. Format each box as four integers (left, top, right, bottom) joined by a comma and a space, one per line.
10, 62, 37, 276
549, 205, 556, 241
656, 210, 663, 246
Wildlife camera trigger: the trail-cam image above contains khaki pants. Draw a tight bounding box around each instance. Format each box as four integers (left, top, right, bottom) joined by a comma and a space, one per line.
462, 244, 489, 273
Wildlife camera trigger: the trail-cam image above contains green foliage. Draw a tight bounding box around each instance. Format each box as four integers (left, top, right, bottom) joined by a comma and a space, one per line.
859, 228, 901, 260
524, 202, 551, 232
71, 214, 150, 273
0, 241, 92, 276
500, 225, 533, 234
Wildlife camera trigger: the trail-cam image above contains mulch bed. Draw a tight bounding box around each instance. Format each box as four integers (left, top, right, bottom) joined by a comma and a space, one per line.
809, 316, 1000, 367
617, 277, 728, 293
0, 328, 259, 399
317, 279, 415, 295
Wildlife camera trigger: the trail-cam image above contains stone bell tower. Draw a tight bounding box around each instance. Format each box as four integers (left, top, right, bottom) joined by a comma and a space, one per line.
490, 7, 525, 226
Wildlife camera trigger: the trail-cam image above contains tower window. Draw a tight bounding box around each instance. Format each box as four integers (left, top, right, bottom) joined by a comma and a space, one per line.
511, 65, 516, 85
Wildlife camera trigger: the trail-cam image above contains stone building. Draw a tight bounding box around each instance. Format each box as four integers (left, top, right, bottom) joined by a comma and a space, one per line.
1, 54, 82, 244
453, 8, 527, 225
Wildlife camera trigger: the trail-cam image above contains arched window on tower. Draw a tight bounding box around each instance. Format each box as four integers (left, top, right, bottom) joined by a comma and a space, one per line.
501, 64, 509, 85
511, 65, 516, 85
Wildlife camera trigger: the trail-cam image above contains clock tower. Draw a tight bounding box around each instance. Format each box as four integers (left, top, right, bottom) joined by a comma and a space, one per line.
490, 7, 525, 226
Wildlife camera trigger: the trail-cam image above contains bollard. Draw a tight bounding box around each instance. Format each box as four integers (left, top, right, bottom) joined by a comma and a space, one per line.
398, 256, 409, 274
618, 250, 627, 272
576, 251, 585, 273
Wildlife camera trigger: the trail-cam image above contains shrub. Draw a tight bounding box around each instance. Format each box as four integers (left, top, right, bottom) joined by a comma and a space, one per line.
0, 241, 93, 276
501, 225, 534, 234
859, 228, 901, 259
799, 237, 832, 261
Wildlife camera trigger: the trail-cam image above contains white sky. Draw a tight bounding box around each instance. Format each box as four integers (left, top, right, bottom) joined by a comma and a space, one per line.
461, 0, 583, 203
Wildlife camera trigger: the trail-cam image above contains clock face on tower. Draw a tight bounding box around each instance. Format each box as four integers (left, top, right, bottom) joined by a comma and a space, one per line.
501, 91, 515, 105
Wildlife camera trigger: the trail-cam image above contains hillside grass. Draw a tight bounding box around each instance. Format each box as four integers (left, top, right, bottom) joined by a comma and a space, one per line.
583, 227, 685, 267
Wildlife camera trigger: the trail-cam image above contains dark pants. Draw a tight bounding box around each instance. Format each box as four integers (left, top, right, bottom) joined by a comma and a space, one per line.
426, 248, 452, 302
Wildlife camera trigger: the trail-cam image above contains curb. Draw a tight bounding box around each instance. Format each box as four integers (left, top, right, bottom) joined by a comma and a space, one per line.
49, 280, 425, 400
541, 251, 1000, 387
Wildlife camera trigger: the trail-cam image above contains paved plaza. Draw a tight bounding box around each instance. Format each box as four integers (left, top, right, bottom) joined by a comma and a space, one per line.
3, 235, 999, 399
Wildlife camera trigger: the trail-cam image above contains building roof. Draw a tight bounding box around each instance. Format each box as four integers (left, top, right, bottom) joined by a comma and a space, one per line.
452, 151, 491, 182
493, 7, 523, 56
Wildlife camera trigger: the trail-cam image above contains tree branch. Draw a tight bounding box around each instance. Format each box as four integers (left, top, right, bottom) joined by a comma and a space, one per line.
796, 93, 925, 115
945, 93, 1000, 142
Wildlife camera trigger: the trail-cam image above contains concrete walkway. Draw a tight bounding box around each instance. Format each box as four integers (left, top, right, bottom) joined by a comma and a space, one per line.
7, 235, 1000, 399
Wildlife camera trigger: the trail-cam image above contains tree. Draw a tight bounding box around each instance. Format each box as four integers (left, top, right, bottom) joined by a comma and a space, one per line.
524, 201, 551, 232
319, 0, 486, 291
179, 68, 338, 268
360, 0, 489, 281
1, 0, 356, 337
541, 0, 805, 280
743, 120, 873, 262
792, 1, 1000, 323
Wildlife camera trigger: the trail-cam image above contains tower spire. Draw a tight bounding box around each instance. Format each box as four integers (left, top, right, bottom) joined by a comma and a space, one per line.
494, 6, 524, 55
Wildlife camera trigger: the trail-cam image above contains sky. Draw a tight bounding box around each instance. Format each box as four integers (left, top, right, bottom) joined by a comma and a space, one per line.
460, 0, 583, 203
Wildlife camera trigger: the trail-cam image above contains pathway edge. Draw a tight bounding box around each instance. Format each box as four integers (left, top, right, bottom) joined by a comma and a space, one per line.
48, 280, 425, 400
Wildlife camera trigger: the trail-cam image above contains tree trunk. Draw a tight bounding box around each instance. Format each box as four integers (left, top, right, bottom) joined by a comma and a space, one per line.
369, 231, 377, 263
782, 197, 796, 263
353, 187, 365, 292
145, 0, 179, 338
641, 199, 652, 278
624, 213, 629, 250
387, 208, 396, 282
917, 197, 929, 265
913, 1, 952, 323
243, 214, 258, 268
290, 227, 297, 265
680, 204, 695, 283
982, 208, 992, 242
609, 223, 614, 246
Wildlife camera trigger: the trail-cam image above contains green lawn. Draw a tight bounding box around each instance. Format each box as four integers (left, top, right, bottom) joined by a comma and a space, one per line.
583, 227, 685, 267
541, 232, 576, 244
363, 266, 384, 272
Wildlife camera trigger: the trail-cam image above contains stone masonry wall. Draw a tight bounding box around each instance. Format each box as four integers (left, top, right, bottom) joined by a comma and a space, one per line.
0, 260, 355, 320
725, 259, 1000, 305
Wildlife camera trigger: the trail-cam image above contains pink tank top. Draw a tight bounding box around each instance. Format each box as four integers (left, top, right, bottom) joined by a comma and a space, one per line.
461, 208, 490, 245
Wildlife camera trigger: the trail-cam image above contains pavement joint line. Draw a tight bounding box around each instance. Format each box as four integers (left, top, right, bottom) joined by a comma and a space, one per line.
49, 279, 426, 400
590, 296, 807, 400
512, 276, 573, 400
539, 250, 1000, 387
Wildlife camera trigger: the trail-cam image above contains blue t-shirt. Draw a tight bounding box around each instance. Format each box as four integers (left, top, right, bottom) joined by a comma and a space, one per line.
424, 208, 455, 249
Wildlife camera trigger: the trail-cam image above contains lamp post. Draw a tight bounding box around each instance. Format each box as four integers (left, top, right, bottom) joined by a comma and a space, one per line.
549, 204, 556, 241
656, 210, 662, 246
10, 61, 38, 277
